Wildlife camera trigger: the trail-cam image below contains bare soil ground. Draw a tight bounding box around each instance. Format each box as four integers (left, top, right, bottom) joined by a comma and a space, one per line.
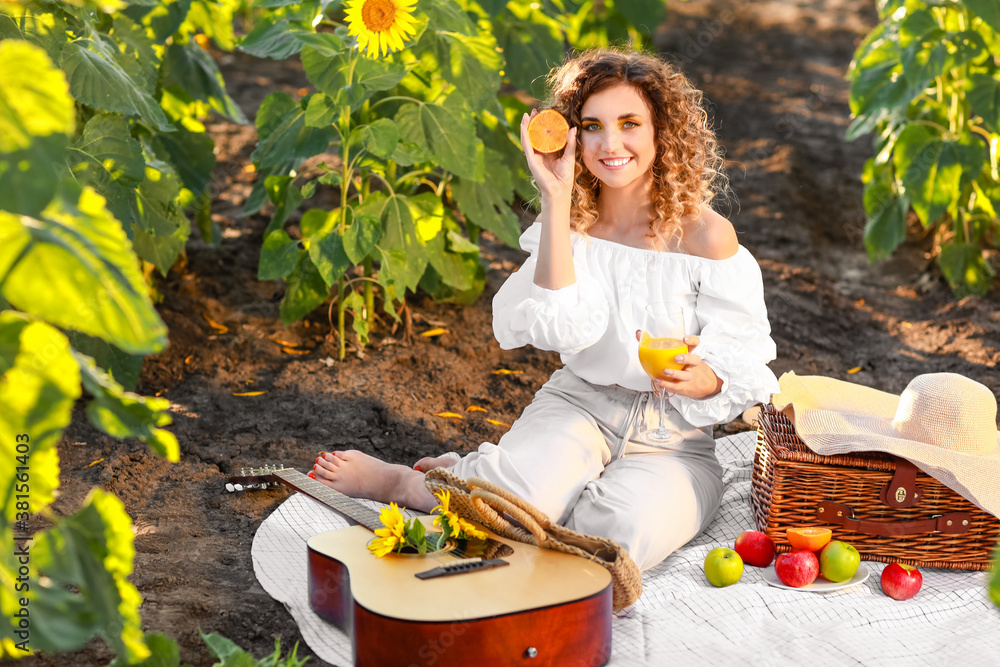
24, 0, 999, 665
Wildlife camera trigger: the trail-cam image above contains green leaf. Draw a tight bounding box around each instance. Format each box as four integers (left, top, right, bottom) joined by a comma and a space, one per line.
182, 0, 238, 51
494, 16, 562, 99
938, 241, 995, 296
252, 93, 338, 170
200, 631, 257, 667
0, 9, 69, 64
28, 489, 148, 661
966, 0, 1000, 33
389, 141, 429, 166
425, 31, 502, 112
67, 330, 144, 391
132, 0, 193, 44
162, 42, 248, 123
897, 8, 940, 48
351, 118, 400, 159
75, 351, 179, 460
969, 73, 1000, 135
130, 161, 191, 274
394, 98, 482, 179
0, 185, 167, 354
0, 40, 75, 152
846, 36, 908, 140
344, 212, 382, 264
259, 230, 301, 280
990, 543, 1000, 608
300, 207, 336, 238
264, 175, 304, 233
304, 93, 339, 128
239, 18, 310, 59
301, 49, 392, 112
131, 222, 189, 277
295, 31, 347, 56
342, 290, 369, 344
419, 261, 486, 305
280, 254, 329, 324
67, 114, 146, 224
901, 30, 988, 100
451, 148, 521, 248
61, 39, 173, 132
426, 227, 479, 291
446, 228, 479, 254
0, 315, 77, 524
894, 125, 986, 225
108, 632, 181, 667
611, 0, 666, 34
109, 15, 159, 94
861, 159, 909, 261
0, 136, 66, 218
309, 229, 351, 287
149, 126, 217, 197
353, 55, 408, 92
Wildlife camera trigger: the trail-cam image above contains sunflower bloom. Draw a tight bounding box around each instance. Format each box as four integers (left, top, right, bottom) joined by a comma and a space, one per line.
367, 502, 408, 557
431, 490, 487, 541
344, 0, 419, 58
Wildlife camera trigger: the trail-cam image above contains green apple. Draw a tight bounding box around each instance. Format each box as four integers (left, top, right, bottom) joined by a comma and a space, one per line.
704, 547, 743, 587
819, 540, 861, 582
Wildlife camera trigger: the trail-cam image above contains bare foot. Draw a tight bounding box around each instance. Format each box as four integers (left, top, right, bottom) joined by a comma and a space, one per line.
312, 450, 436, 512
413, 452, 461, 472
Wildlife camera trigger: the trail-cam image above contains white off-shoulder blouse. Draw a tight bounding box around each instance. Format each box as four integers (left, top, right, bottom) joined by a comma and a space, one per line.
492, 222, 780, 428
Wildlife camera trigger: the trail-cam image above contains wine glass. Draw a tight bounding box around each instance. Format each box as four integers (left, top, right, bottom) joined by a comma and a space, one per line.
637, 303, 688, 446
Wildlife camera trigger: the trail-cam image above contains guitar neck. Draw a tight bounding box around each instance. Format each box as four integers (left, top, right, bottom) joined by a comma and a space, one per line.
272, 469, 383, 532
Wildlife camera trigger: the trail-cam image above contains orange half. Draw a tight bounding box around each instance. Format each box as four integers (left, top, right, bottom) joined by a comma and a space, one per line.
528, 109, 569, 154
786, 527, 832, 551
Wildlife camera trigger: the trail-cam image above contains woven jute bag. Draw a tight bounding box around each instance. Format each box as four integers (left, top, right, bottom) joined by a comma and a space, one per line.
424, 468, 642, 611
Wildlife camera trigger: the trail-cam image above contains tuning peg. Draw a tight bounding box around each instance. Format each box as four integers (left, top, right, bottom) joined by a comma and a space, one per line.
233, 483, 244, 492
225, 483, 235, 493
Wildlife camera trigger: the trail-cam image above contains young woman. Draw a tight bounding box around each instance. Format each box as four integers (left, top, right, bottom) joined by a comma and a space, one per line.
312, 49, 779, 571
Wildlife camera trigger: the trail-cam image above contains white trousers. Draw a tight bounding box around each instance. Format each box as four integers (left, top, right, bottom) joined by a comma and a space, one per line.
449, 368, 725, 571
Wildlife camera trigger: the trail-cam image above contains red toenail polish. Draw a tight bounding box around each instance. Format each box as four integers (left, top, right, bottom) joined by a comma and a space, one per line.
308, 472, 316, 479
315, 457, 320, 463
414, 465, 423, 472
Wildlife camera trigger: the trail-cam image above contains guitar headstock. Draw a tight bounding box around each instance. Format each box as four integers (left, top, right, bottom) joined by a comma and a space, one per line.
226, 465, 293, 493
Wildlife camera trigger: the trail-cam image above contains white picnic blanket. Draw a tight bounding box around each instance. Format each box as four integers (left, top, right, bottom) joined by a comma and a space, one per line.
252, 431, 1000, 666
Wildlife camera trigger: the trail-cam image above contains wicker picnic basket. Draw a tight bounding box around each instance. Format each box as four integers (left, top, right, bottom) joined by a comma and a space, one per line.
750, 403, 1000, 571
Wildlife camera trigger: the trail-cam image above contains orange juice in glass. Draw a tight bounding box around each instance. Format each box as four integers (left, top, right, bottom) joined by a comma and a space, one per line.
638, 304, 687, 447
638, 334, 688, 378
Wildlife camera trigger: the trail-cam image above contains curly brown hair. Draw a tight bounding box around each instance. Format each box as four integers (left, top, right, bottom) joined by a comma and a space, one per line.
543, 48, 728, 247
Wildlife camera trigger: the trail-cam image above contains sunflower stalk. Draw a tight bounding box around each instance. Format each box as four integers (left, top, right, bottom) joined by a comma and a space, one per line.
336, 50, 355, 361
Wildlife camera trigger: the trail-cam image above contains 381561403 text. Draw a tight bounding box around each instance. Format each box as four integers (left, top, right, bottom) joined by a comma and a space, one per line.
11, 432, 31, 653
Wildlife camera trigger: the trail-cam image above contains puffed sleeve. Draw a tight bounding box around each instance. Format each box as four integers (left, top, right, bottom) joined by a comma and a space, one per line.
492, 223, 610, 354
670, 248, 780, 427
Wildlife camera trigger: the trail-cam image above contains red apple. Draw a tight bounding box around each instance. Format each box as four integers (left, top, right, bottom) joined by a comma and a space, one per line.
880, 563, 922, 600
774, 550, 819, 588
734, 530, 775, 567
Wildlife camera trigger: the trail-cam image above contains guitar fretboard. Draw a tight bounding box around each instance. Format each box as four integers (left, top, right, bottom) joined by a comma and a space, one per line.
273, 469, 383, 532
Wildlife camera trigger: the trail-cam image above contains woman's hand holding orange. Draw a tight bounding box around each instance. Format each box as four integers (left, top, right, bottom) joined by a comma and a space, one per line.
520, 110, 577, 205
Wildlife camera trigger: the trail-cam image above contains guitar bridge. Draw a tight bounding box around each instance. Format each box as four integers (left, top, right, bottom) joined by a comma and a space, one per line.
414, 557, 509, 580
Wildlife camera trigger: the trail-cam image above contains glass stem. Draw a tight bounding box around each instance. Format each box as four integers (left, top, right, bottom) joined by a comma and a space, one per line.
657, 390, 667, 435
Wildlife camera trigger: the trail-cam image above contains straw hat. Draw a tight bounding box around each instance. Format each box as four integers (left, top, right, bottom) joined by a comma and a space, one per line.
771, 371, 1000, 518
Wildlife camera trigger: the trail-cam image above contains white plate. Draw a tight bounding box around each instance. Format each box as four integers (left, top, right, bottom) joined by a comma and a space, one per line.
762, 564, 869, 593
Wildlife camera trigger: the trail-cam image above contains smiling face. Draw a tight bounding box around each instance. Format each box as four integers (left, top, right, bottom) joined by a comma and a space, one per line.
579, 83, 658, 191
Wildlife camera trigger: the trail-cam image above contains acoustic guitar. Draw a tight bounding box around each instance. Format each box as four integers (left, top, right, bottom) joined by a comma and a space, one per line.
229, 466, 613, 667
